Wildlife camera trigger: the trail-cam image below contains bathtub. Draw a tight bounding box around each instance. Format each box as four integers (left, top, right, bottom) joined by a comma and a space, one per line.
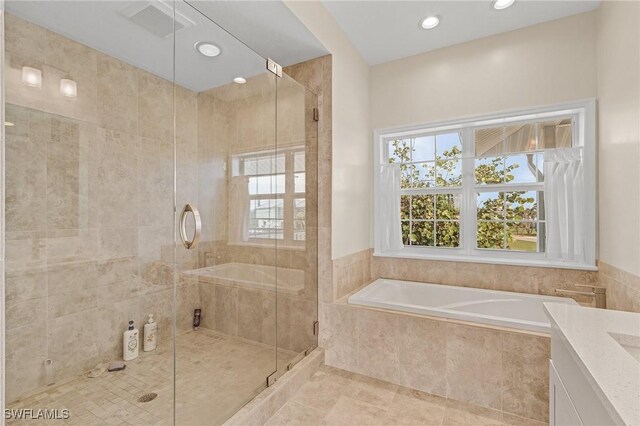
348, 278, 579, 333
182, 263, 305, 295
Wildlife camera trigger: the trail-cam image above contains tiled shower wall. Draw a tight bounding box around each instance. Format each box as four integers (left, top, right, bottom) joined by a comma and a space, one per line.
3, 14, 200, 402
4, 13, 321, 402
193, 74, 319, 355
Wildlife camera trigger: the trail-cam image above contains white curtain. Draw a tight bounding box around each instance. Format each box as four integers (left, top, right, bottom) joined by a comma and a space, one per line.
379, 163, 404, 252
229, 176, 250, 243
544, 147, 585, 262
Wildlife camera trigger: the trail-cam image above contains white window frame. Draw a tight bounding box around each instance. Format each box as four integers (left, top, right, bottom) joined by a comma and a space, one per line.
373, 99, 597, 270
232, 146, 306, 249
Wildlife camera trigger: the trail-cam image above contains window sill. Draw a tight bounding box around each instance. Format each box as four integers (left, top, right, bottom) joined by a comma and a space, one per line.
228, 242, 306, 251
373, 250, 598, 271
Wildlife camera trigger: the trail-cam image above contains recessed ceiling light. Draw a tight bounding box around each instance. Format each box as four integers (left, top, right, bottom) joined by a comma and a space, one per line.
233, 77, 247, 84
194, 42, 221, 57
493, 0, 515, 10
420, 15, 440, 30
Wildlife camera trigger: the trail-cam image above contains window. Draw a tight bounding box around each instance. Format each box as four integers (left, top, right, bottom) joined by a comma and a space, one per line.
375, 101, 596, 269
234, 147, 306, 246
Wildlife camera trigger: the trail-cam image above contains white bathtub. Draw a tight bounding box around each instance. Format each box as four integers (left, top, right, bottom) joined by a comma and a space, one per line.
348, 278, 579, 333
182, 263, 305, 295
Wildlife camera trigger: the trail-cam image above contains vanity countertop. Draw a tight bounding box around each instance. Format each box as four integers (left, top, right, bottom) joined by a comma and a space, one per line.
544, 303, 640, 426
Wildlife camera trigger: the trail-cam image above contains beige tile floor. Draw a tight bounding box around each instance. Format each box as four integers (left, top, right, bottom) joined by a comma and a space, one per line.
7, 329, 296, 426
265, 366, 547, 426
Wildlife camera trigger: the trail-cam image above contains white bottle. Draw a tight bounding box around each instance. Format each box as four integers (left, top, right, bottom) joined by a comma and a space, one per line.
123, 320, 139, 361
143, 314, 157, 352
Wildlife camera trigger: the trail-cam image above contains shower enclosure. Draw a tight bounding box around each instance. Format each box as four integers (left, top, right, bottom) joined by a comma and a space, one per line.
2, 1, 318, 424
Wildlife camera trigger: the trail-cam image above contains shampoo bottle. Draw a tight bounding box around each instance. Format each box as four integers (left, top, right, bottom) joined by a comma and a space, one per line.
143, 314, 157, 352
123, 320, 139, 361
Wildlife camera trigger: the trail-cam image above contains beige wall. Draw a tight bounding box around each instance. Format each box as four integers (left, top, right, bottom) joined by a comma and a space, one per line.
370, 11, 598, 130
284, 1, 372, 260
596, 1, 640, 277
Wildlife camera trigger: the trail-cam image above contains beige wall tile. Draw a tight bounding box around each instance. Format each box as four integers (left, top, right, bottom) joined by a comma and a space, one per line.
320, 302, 358, 372
238, 288, 264, 342
502, 352, 549, 422
5, 106, 48, 233
446, 324, 503, 410
4, 324, 48, 403
397, 316, 446, 396
5, 267, 47, 303
215, 284, 239, 336
356, 309, 400, 383
137, 70, 173, 142
96, 55, 137, 135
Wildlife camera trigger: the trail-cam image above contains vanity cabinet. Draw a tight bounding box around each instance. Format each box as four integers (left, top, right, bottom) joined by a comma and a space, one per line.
549, 331, 619, 426
549, 360, 583, 425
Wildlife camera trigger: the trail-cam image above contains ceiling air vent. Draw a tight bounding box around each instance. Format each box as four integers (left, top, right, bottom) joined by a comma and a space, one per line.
119, 1, 194, 39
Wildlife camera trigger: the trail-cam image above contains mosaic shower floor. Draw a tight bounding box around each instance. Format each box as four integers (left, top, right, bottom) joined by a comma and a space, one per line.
7, 329, 296, 426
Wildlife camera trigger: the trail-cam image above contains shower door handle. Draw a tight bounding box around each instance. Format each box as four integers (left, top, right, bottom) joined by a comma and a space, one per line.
179, 204, 201, 249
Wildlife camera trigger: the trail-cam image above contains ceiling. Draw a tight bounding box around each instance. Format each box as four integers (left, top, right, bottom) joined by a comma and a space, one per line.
322, 0, 601, 65
6, 1, 327, 92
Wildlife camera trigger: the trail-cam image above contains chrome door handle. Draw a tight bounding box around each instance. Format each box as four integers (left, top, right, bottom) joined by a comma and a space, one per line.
179, 204, 201, 249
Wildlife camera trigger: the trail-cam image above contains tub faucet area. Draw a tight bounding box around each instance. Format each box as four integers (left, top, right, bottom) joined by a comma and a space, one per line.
556, 284, 607, 309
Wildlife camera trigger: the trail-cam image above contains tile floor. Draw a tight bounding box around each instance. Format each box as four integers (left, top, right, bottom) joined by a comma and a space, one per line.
7, 329, 296, 426
264, 365, 547, 426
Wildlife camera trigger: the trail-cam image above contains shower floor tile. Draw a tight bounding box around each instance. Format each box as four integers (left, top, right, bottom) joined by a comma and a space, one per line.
264, 365, 547, 426
7, 329, 296, 426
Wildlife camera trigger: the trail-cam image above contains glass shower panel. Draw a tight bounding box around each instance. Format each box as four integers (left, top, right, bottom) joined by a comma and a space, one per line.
3, 1, 176, 423
173, 2, 277, 424
275, 73, 319, 371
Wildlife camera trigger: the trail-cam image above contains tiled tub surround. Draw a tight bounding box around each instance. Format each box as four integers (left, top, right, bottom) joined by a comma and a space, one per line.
599, 261, 640, 313
322, 252, 640, 424
4, 13, 319, 404
333, 252, 640, 312
321, 301, 552, 422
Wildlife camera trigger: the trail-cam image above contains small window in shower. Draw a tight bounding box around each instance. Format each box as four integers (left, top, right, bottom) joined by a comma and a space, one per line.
234, 147, 306, 247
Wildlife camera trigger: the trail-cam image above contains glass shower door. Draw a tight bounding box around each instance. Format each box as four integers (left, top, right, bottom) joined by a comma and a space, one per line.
274, 73, 319, 372
173, 2, 277, 424
3, 1, 177, 424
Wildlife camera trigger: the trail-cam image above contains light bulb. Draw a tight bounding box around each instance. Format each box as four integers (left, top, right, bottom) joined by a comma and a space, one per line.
22, 66, 42, 88
421, 16, 440, 29
493, 0, 516, 10
60, 79, 77, 98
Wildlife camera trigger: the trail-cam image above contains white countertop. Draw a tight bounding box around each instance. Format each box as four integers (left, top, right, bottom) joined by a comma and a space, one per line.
544, 303, 640, 426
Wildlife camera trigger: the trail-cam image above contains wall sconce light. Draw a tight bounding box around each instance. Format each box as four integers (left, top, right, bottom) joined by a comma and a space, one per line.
60, 78, 77, 98
22, 66, 42, 88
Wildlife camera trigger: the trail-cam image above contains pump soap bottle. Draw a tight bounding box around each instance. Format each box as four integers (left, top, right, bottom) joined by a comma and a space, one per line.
143, 314, 157, 352
123, 320, 139, 361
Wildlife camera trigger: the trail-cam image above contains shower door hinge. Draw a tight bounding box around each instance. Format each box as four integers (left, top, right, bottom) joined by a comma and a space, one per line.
313, 108, 319, 122
266, 58, 282, 78
313, 321, 319, 336
267, 372, 278, 387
